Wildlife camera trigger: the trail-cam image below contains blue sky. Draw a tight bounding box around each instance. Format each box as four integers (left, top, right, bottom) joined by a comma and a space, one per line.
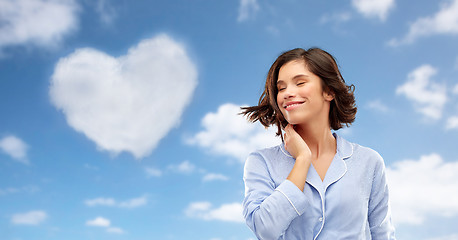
1, 0, 458, 239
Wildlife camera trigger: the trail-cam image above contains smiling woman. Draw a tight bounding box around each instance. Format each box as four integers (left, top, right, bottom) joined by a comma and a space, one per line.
240, 48, 396, 239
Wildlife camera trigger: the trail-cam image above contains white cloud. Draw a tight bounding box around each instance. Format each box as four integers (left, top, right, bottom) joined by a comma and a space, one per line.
237, 0, 260, 22
387, 153, 458, 225
145, 167, 162, 177
266, 25, 280, 36
453, 84, 458, 94
107, 227, 125, 234
186, 103, 281, 163
185, 201, 244, 223
86, 216, 125, 233
366, 99, 390, 113
396, 65, 447, 120
446, 116, 458, 130
202, 173, 229, 182
11, 210, 47, 225
118, 196, 147, 208
85, 197, 116, 207
389, 0, 458, 46
0, 0, 79, 50
49, 34, 198, 159
85, 196, 147, 208
96, 0, 116, 25
0, 185, 39, 196
320, 12, 352, 24
86, 216, 110, 227
351, 0, 395, 21
84, 163, 99, 170
0, 135, 28, 164
0, 187, 19, 195
426, 234, 458, 240
170, 160, 196, 174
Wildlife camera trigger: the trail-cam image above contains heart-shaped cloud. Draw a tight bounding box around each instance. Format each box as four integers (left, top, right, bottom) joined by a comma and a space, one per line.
49, 34, 197, 158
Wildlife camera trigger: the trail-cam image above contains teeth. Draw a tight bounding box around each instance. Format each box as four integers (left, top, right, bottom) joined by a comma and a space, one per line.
286, 103, 301, 108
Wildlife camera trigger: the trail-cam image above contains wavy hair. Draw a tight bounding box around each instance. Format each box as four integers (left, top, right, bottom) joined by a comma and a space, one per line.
240, 47, 357, 137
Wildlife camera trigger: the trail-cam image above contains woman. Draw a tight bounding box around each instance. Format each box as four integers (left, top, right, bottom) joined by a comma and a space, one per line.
241, 48, 396, 239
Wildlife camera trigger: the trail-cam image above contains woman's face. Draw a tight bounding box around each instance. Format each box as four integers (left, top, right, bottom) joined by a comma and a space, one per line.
276, 60, 333, 126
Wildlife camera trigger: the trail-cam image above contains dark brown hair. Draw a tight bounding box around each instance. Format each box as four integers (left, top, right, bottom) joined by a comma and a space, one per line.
240, 47, 357, 137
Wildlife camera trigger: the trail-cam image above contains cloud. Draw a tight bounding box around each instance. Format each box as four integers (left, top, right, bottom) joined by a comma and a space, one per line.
0, 0, 79, 50
11, 210, 47, 225
185, 201, 244, 223
107, 227, 125, 234
446, 116, 458, 130
49, 34, 198, 159
237, 0, 260, 22
453, 84, 458, 94
0, 185, 39, 196
117, 196, 147, 208
85, 197, 116, 207
0, 135, 29, 164
320, 12, 352, 24
202, 173, 229, 182
85, 196, 147, 208
396, 65, 447, 120
389, 0, 458, 46
86, 216, 110, 227
366, 99, 390, 113
145, 167, 162, 177
186, 103, 281, 163
95, 0, 116, 25
168, 160, 196, 174
84, 163, 99, 170
86, 216, 126, 234
351, 0, 395, 21
386, 153, 458, 225
426, 234, 458, 240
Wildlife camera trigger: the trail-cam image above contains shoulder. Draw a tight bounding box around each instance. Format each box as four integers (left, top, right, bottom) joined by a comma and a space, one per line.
352, 143, 383, 163
337, 134, 385, 169
244, 144, 291, 169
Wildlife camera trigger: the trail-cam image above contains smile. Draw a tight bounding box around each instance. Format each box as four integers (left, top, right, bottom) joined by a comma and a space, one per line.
284, 101, 304, 111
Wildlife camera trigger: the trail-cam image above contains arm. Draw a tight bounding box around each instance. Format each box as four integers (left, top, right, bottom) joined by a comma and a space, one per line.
242, 125, 312, 239
368, 156, 396, 240
284, 124, 312, 191
242, 153, 309, 240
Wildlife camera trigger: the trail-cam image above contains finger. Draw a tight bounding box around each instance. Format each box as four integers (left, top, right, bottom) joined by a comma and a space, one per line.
285, 124, 292, 134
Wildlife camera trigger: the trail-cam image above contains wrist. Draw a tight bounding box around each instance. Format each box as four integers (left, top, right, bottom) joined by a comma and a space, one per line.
295, 154, 311, 163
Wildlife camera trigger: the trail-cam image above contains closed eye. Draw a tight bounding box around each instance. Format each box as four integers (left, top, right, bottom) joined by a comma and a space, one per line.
297, 82, 305, 86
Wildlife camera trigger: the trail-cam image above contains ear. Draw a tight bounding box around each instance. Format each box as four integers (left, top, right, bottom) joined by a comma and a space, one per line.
323, 89, 334, 102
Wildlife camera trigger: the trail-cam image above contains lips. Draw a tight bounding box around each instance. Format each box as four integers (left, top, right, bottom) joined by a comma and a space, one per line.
283, 101, 304, 111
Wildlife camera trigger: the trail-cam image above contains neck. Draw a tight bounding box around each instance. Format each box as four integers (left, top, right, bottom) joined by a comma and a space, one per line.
295, 121, 336, 160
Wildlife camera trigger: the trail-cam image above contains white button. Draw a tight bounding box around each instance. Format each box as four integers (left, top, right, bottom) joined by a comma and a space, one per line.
318, 217, 323, 222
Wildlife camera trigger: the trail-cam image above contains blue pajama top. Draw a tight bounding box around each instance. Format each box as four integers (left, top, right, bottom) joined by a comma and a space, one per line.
242, 134, 396, 240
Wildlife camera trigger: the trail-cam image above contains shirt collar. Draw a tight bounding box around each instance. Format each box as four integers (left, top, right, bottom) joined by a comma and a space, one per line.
280, 133, 354, 160
334, 133, 353, 160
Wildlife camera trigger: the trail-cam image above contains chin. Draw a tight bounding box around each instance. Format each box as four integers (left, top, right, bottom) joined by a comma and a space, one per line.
284, 118, 302, 125
284, 114, 308, 125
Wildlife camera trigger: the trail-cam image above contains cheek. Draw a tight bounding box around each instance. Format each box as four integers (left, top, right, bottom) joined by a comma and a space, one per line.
299, 86, 314, 96
276, 93, 283, 106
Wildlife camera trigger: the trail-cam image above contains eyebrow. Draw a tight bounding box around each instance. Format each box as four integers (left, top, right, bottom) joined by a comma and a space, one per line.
277, 74, 309, 84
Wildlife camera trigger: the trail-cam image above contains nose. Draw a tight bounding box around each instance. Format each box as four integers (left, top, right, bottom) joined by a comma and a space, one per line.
283, 86, 296, 99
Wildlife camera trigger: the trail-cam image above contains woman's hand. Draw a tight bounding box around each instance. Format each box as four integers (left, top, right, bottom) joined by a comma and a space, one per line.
284, 124, 312, 191
284, 124, 312, 161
